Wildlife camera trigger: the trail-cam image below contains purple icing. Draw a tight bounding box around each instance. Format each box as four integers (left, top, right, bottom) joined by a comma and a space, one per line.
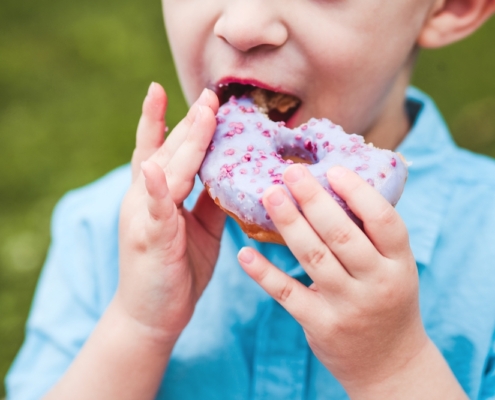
200, 97, 408, 234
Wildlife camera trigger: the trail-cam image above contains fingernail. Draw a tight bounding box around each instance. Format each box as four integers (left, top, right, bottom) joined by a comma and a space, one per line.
198, 88, 210, 105
147, 82, 156, 97
238, 247, 255, 264
327, 166, 346, 181
267, 189, 285, 206
284, 165, 304, 184
193, 105, 204, 125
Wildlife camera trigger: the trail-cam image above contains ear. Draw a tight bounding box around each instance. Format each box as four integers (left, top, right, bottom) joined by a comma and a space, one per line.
418, 0, 495, 48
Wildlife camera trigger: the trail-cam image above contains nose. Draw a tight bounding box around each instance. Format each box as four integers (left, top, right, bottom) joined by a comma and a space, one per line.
214, 0, 288, 53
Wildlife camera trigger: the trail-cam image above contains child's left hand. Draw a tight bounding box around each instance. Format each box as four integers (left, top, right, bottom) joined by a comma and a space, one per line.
237, 164, 447, 397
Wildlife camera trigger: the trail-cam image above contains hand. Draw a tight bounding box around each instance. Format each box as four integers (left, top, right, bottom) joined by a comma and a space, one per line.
118, 83, 226, 343
237, 164, 430, 395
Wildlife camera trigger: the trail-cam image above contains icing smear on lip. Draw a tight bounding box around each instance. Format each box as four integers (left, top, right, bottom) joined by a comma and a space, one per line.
199, 96, 408, 244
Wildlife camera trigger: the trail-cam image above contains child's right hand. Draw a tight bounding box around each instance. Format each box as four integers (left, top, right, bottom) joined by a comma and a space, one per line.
117, 83, 226, 344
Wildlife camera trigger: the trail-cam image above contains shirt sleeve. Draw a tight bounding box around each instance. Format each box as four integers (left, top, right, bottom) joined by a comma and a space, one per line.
5, 190, 117, 399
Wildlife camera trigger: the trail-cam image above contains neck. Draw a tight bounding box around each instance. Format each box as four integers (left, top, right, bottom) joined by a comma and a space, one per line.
363, 56, 416, 151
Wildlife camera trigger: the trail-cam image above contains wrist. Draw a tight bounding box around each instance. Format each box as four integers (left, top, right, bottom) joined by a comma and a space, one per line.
109, 293, 180, 352
343, 338, 466, 400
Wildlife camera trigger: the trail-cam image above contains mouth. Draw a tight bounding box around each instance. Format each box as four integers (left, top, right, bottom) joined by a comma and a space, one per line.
215, 81, 301, 125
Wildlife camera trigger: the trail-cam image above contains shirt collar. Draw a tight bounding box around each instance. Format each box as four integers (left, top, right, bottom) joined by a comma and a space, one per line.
396, 87, 457, 267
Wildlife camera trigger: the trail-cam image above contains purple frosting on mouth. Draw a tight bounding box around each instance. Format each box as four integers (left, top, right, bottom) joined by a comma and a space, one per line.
199, 96, 408, 233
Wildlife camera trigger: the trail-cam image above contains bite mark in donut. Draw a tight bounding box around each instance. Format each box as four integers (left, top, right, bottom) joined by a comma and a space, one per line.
199, 96, 408, 245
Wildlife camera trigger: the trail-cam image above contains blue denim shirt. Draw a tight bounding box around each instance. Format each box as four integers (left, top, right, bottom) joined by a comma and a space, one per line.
6, 88, 495, 399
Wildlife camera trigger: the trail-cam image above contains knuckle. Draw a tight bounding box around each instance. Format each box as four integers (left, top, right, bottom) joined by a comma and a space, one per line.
327, 226, 353, 246
275, 280, 295, 303
302, 246, 328, 268
299, 186, 321, 207
373, 204, 398, 227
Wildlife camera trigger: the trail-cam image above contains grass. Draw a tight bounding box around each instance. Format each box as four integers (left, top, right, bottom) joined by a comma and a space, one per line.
1, 0, 494, 394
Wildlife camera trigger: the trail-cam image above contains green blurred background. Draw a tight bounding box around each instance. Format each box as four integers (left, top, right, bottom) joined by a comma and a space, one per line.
0, 0, 494, 394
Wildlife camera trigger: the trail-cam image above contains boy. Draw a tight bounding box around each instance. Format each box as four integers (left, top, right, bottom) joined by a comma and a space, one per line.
6, 0, 495, 398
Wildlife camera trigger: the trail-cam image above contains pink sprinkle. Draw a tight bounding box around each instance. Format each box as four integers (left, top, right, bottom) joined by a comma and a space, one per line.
350, 137, 359, 143
222, 107, 231, 115
310, 121, 316, 126
226, 131, 235, 137
256, 161, 263, 168
246, 107, 255, 113
265, 213, 271, 220
367, 179, 375, 187
268, 168, 274, 174
256, 122, 263, 129
304, 139, 313, 152
229, 96, 238, 105
326, 144, 335, 152
379, 172, 386, 179
229, 122, 244, 134
216, 117, 226, 124
355, 164, 369, 171
262, 130, 271, 138
253, 168, 260, 175
391, 158, 397, 167
295, 134, 302, 140
247, 145, 254, 152
256, 188, 263, 194
286, 159, 294, 164
259, 150, 266, 156
341, 145, 347, 151
241, 153, 251, 162
278, 121, 286, 127
224, 149, 235, 156
316, 133, 324, 139
209, 144, 215, 151
350, 144, 362, 153
240, 169, 247, 174
301, 125, 308, 131
238, 193, 245, 200
239, 106, 246, 112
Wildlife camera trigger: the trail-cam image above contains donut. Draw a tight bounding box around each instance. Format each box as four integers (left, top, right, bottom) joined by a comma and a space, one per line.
199, 96, 408, 245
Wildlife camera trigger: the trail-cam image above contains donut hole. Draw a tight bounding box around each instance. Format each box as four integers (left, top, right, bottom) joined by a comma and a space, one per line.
278, 146, 317, 165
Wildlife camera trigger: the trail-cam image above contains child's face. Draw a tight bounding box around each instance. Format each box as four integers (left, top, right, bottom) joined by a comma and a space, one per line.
162, 0, 434, 135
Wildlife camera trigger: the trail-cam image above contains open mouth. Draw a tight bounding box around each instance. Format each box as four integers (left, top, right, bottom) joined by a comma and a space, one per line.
216, 82, 301, 124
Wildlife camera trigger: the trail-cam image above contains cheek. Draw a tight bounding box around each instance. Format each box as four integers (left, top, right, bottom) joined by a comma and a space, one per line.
292, 1, 426, 129
163, 0, 219, 104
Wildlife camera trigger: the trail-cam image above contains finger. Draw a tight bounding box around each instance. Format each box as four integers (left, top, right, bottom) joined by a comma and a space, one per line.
262, 185, 351, 291
153, 89, 219, 168
238, 247, 320, 325
283, 165, 380, 278
327, 166, 409, 260
141, 160, 179, 244
164, 104, 218, 204
191, 189, 227, 241
132, 83, 167, 180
